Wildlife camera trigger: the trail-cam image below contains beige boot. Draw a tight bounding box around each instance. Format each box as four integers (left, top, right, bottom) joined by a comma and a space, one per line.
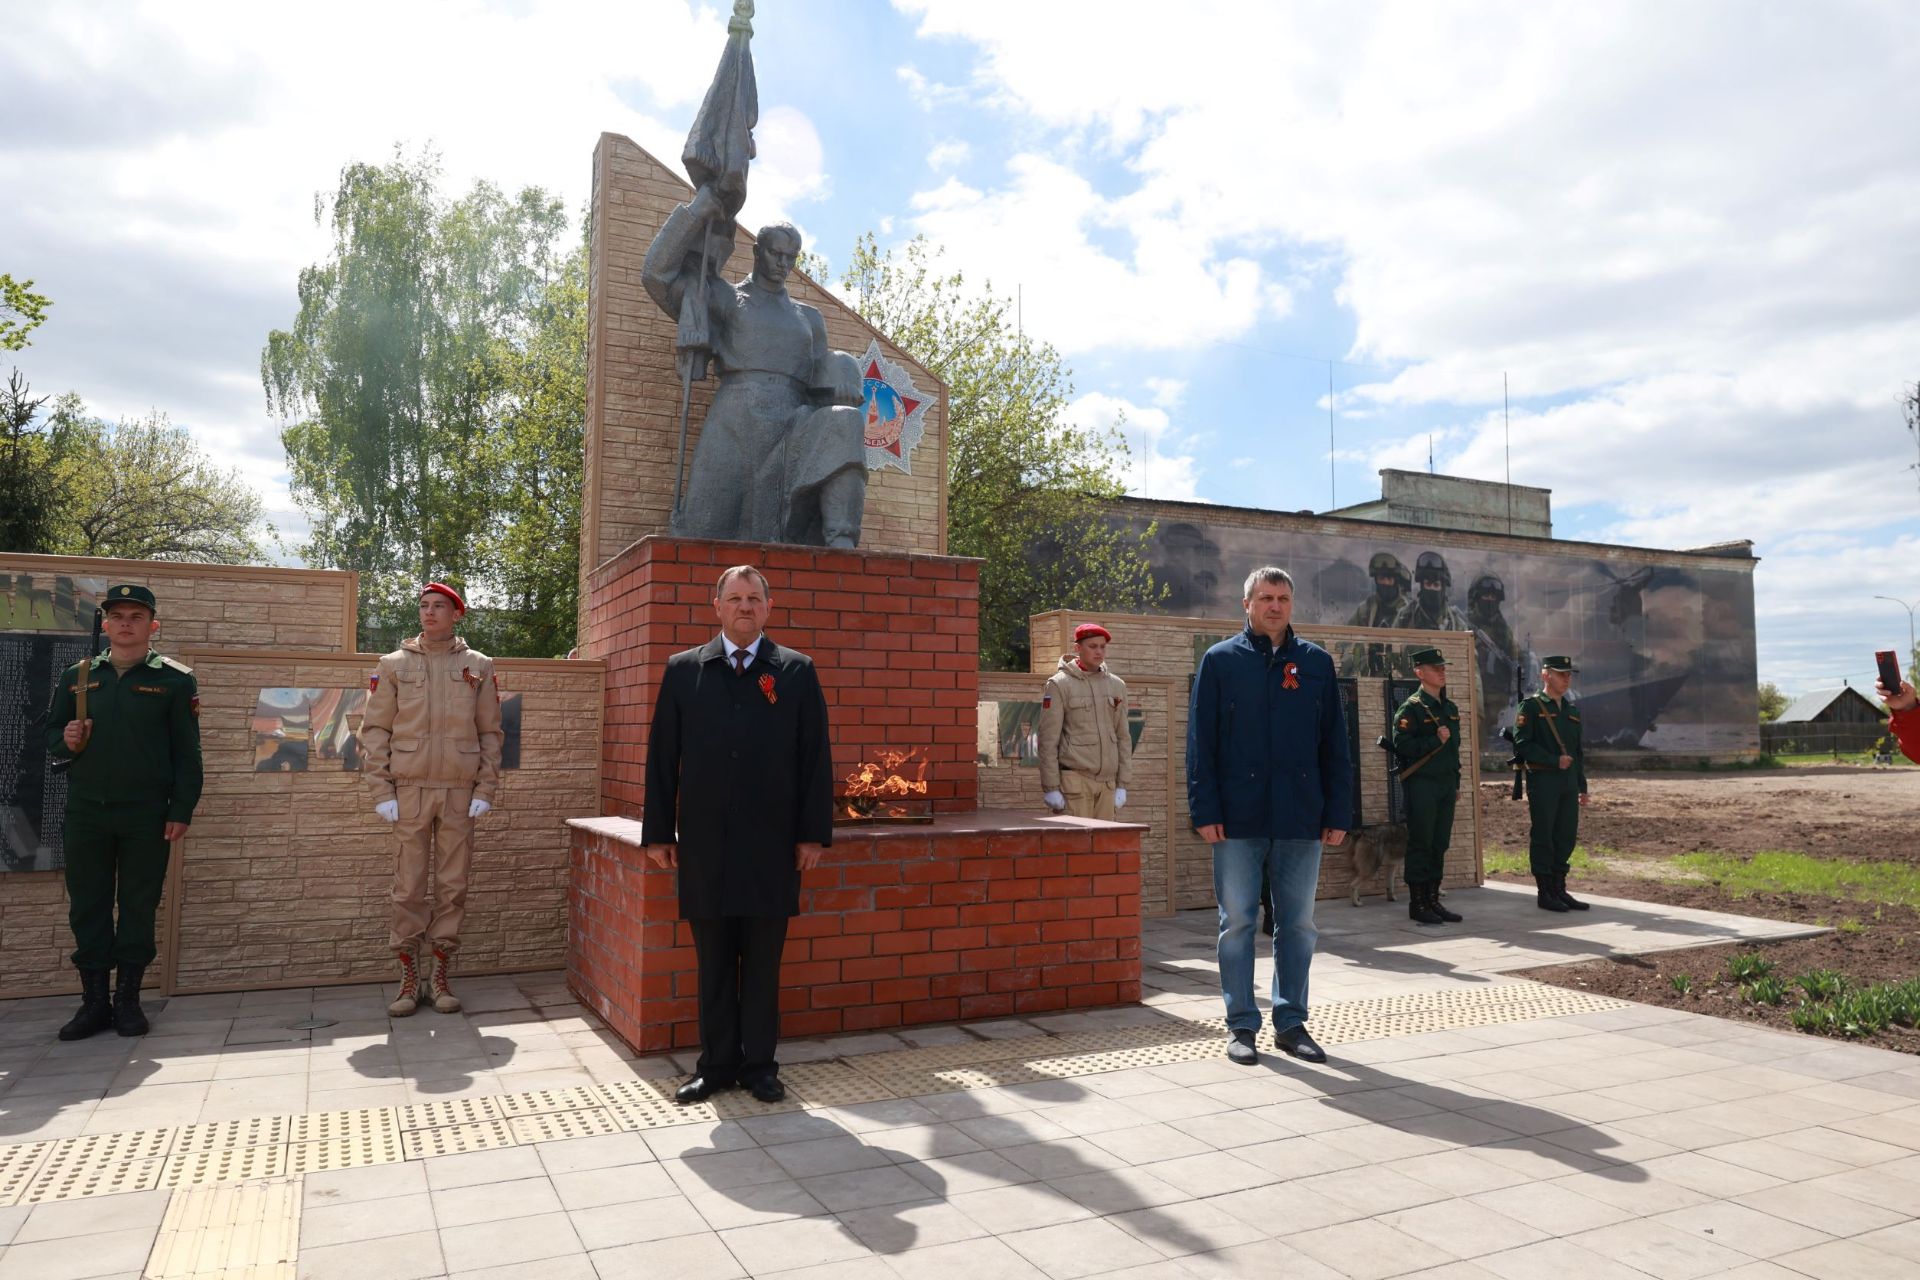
387, 949, 421, 1017
428, 948, 461, 1014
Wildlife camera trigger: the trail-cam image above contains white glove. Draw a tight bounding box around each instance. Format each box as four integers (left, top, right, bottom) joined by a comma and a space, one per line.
468, 798, 492, 818
375, 799, 399, 822
1043, 790, 1066, 812
1114, 788, 1127, 809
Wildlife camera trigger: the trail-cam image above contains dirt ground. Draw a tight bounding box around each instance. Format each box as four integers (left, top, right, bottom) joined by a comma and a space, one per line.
1477, 765, 1920, 865
1476, 767, 1920, 1053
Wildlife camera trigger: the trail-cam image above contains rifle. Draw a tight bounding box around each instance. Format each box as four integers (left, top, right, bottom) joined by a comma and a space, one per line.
51, 607, 103, 774
1499, 725, 1525, 800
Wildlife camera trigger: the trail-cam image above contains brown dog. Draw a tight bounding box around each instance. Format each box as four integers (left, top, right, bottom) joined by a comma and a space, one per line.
1348, 822, 1411, 906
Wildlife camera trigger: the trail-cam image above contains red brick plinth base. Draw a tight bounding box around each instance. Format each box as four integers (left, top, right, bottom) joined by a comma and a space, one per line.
566, 811, 1145, 1055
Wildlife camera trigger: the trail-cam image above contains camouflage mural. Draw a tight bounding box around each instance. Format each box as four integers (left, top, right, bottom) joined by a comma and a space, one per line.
1137, 517, 1758, 756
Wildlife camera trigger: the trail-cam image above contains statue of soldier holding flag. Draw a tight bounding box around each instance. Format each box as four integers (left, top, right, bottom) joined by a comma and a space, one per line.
642, 0, 867, 547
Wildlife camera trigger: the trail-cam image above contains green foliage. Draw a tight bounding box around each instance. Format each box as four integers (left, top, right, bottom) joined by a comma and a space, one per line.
1725, 951, 1775, 983
1745, 975, 1788, 1006
263, 150, 580, 653
48, 402, 263, 563
0, 274, 51, 351
834, 234, 1165, 669
1671, 850, 1920, 908
1482, 844, 1595, 876
2, 379, 260, 563
1667, 973, 1693, 995
1756, 681, 1788, 723
1795, 969, 1849, 1002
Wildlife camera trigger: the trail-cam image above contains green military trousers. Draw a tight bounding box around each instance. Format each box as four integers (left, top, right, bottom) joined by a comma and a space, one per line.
1401, 775, 1456, 885
1525, 771, 1580, 877
63, 799, 172, 971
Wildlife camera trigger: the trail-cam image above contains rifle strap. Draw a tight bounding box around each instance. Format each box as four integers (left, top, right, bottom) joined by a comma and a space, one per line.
1399, 743, 1446, 782
1538, 699, 1570, 755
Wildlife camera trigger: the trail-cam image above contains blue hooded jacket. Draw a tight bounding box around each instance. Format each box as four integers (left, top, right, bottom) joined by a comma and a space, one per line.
1187, 623, 1354, 840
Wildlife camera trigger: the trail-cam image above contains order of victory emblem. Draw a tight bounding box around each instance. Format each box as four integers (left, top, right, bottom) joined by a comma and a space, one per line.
858, 339, 928, 475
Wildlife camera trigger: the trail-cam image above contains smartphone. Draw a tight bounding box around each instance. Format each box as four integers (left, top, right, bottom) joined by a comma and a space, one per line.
1876, 649, 1905, 692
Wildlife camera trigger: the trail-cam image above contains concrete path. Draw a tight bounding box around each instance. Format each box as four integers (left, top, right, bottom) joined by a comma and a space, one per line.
1, 887, 1912, 1280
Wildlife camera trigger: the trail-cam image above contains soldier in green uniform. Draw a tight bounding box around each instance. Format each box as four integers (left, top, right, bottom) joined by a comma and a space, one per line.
1511, 655, 1589, 912
1468, 573, 1522, 742
42, 584, 203, 1039
1389, 646, 1464, 926
1340, 552, 1411, 677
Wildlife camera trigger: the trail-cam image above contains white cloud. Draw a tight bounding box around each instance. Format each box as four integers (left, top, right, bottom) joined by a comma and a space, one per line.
1144, 377, 1185, 409
1, 0, 828, 548
926, 139, 971, 172
1063, 391, 1202, 502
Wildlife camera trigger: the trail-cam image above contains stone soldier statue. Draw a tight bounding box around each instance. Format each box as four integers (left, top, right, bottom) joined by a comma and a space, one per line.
1391, 551, 1471, 633
1468, 572, 1521, 735
1512, 656, 1590, 912
361, 583, 503, 1016
1389, 646, 1465, 926
1341, 551, 1412, 677
642, 0, 867, 548
42, 584, 202, 1040
1037, 623, 1134, 820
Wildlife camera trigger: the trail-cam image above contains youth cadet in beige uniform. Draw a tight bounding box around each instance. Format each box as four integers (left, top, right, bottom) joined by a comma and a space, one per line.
361, 583, 502, 1016
1037, 623, 1133, 820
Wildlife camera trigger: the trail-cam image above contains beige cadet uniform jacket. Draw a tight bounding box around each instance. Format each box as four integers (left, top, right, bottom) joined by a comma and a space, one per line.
361, 635, 503, 803
1037, 656, 1133, 792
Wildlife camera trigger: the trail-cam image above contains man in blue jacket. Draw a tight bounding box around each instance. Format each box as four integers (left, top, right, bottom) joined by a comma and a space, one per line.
1188, 567, 1353, 1065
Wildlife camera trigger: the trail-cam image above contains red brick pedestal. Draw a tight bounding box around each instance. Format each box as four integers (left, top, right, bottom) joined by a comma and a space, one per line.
581, 536, 982, 816
567, 812, 1144, 1054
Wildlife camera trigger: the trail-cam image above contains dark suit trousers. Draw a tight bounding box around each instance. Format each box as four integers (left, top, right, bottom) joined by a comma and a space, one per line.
689, 916, 790, 1084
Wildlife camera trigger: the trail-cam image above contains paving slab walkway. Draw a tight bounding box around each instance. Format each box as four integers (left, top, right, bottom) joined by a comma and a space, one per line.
0, 886, 1911, 1280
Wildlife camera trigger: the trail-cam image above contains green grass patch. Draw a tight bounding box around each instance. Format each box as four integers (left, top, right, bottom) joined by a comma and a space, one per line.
1796, 969, 1850, 1001
1746, 975, 1789, 1006
1726, 951, 1776, 982
1483, 844, 1597, 877
1769, 750, 1917, 768
1669, 850, 1920, 908
1668, 974, 1693, 995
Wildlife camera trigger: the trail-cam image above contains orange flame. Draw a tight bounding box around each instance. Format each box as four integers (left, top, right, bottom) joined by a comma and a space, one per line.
840, 748, 930, 818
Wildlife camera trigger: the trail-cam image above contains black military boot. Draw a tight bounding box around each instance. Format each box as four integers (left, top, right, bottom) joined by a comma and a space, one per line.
1430, 884, 1463, 923
1535, 875, 1569, 912
1409, 883, 1446, 926
57, 969, 115, 1041
1555, 875, 1590, 911
113, 964, 151, 1036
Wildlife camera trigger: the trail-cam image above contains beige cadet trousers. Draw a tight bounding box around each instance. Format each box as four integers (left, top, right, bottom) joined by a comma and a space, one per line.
390, 785, 474, 955
1059, 771, 1117, 820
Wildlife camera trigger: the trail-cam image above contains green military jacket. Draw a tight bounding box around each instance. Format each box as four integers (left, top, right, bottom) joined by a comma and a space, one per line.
44, 650, 205, 823
1512, 692, 1586, 794
1390, 687, 1461, 787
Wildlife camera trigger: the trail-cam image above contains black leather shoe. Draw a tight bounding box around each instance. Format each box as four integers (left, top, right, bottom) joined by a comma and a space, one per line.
1430, 887, 1463, 923
747, 1075, 787, 1103
675, 1076, 729, 1104
57, 969, 115, 1042
1275, 1025, 1327, 1064
1555, 875, 1590, 911
1226, 1029, 1258, 1065
1535, 876, 1569, 912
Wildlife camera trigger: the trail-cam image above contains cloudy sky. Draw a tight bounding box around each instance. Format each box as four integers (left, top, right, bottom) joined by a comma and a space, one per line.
6, 0, 1918, 691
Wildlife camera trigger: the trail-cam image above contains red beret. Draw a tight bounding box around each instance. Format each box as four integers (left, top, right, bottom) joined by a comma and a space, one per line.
1073, 623, 1111, 644
421, 582, 466, 613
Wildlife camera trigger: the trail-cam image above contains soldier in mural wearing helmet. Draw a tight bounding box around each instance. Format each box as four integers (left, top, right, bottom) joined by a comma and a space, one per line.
1468, 573, 1521, 733
1391, 551, 1471, 633
1340, 551, 1412, 677
1512, 655, 1590, 912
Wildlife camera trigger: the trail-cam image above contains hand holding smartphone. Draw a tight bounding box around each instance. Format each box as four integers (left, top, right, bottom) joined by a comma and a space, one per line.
1876, 649, 1905, 695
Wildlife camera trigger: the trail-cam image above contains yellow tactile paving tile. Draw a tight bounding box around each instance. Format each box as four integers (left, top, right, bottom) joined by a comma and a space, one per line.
145, 1176, 300, 1280
0, 980, 1629, 1205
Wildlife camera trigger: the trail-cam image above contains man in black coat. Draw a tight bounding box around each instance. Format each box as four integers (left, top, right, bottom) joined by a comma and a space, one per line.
644, 564, 834, 1104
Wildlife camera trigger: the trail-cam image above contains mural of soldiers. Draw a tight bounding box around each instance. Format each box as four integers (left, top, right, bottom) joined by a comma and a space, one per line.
1468, 573, 1522, 733
1340, 552, 1411, 677
1392, 552, 1471, 632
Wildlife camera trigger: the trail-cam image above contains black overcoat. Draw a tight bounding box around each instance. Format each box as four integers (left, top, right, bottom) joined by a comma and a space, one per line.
643, 636, 834, 918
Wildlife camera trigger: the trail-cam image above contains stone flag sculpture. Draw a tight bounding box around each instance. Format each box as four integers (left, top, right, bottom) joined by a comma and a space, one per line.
653, 0, 868, 548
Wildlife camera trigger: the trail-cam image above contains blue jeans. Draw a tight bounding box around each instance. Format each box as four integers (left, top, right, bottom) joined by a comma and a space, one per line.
1213, 837, 1323, 1034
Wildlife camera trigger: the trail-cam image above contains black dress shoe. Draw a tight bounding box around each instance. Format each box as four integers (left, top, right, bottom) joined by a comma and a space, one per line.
675, 1076, 729, 1104
1274, 1025, 1328, 1064
747, 1075, 786, 1103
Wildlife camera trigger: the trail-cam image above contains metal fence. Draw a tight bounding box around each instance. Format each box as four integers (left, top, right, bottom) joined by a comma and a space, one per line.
1384, 678, 1422, 823
1760, 722, 1898, 757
